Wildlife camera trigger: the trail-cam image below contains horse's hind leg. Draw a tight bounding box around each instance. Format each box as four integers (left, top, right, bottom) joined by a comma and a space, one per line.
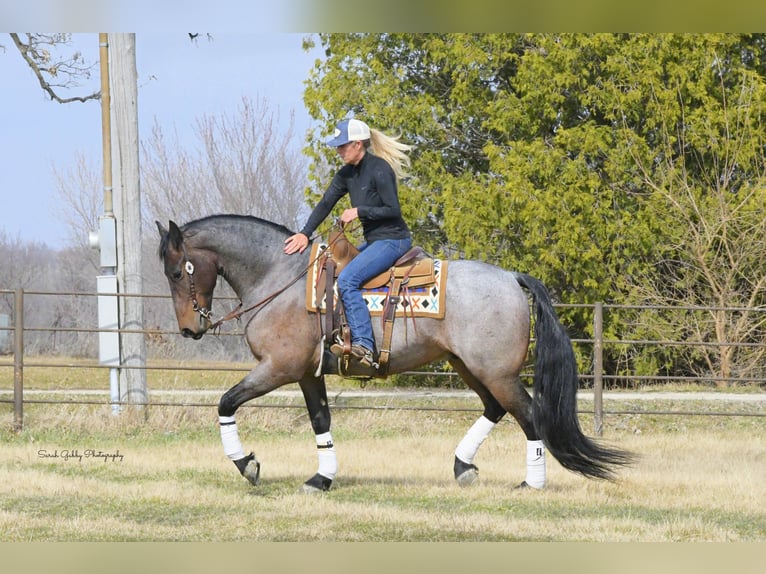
298, 374, 336, 493
449, 356, 507, 487
484, 376, 547, 489
450, 356, 546, 489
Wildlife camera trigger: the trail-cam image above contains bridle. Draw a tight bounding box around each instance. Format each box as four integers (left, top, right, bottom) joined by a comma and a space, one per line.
181, 251, 214, 323
178, 242, 294, 332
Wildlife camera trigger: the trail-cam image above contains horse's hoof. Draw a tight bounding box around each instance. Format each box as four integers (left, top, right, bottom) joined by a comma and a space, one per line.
243, 459, 261, 486
234, 452, 261, 486
453, 456, 479, 487
302, 473, 332, 493
456, 468, 479, 487
514, 480, 543, 490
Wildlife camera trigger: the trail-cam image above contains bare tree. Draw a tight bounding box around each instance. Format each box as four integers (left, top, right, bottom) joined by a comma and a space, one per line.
8, 33, 99, 103
51, 153, 103, 248
624, 72, 766, 386
0, 232, 58, 353
0, 232, 51, 295
142, 95, 308, 231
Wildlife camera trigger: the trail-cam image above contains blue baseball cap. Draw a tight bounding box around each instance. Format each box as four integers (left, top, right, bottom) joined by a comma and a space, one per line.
326, 118, 371, 147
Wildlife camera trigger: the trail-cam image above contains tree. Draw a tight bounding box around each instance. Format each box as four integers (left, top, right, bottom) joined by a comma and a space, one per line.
7, 34, 301, 364
142, 95, 308, 232
0, 231, 97, 355
7, 33, 99, 103
52, 152, 103, 248
618, 52, 766, 385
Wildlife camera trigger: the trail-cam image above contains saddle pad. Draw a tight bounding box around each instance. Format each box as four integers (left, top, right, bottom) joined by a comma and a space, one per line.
305, 243, 448, 319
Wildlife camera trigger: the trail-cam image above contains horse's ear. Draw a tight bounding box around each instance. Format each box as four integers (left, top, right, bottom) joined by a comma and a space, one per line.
167, 220, 184, 251
155, 220, 168, 237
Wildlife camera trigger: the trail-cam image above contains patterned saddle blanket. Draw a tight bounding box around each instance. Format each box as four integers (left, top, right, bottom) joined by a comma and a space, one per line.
305, 242, 448, 319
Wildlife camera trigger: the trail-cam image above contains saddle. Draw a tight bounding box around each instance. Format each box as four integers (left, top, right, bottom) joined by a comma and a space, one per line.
315, 225, 435, 378
326, 226, 434, 288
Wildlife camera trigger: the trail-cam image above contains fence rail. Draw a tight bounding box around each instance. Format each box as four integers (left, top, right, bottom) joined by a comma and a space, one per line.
2, 287, 764, 432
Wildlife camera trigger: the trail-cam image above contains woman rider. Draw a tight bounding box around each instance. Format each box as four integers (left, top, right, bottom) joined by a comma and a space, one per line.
283, 118, 412, 367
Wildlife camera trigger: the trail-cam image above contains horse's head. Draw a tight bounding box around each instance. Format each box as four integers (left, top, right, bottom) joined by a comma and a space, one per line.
156, 220, 219, 339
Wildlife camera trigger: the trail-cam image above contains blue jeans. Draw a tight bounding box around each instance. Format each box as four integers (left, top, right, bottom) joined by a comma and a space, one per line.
336, 237, 412, 352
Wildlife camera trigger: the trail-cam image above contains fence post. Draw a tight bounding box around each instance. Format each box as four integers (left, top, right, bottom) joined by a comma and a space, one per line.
13, 288, 24, 432
593, 301, 603, 437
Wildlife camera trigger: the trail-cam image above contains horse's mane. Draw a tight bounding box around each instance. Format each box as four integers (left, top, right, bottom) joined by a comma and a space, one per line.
184, 214, 295, 236
159, 214, 296, 260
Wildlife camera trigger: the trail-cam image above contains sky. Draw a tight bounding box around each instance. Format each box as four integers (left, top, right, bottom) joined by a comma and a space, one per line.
0, 32, 323, 248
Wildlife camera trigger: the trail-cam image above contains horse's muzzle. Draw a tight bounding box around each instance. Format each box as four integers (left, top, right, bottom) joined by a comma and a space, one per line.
181, 328, 205, 340
179, 311, 211, 340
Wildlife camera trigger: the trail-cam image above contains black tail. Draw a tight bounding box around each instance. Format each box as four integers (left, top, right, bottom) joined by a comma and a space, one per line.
514, 273, 633, 480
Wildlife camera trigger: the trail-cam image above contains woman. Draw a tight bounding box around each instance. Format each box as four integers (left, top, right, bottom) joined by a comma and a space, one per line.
284, 118, 412, 367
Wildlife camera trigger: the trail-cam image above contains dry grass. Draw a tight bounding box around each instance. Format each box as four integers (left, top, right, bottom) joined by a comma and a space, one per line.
1, 399, 764, 542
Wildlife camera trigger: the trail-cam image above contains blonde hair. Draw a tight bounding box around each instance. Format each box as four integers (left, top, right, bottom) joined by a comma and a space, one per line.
367, 128, 412, 180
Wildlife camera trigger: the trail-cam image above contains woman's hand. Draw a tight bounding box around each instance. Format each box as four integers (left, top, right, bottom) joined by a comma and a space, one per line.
283, 232, 309, 254
340, 208, 359, 224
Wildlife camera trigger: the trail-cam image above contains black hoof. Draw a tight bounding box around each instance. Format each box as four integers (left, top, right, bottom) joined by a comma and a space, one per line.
233, 452, 260, 486
453, 455, 479, 487
514, 480, 543, 490
302, 473, 333, 493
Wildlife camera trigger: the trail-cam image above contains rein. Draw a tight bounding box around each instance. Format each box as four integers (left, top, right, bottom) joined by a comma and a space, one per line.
204, 220, 360, 331
209, 273, 303, 331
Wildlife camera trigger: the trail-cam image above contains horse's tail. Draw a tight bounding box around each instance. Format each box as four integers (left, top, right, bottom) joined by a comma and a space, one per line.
513, 272, 633, 480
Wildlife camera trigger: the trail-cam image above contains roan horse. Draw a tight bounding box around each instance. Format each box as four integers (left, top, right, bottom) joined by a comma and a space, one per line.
157, 214, 631, 492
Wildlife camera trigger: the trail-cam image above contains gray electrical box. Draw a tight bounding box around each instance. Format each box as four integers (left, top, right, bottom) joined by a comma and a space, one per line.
98, 216, 117, 268
89, 215, 118, 268
97, 275, 120, 365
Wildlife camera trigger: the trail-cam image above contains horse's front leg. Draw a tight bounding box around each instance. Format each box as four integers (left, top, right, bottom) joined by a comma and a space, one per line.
298, 374, 336, 493
216, 364, 291, 486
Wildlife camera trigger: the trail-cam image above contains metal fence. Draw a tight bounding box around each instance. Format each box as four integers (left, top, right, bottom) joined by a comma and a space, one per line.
2, 288, 764, 432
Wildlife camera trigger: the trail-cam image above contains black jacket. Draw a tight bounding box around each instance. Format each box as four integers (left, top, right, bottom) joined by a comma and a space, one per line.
300, 152, 411, 243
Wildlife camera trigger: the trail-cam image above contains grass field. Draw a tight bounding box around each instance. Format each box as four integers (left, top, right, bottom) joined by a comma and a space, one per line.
1, 381, 764, 541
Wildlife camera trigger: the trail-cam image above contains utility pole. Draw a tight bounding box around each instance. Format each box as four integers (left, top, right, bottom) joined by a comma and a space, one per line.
111, 33, 147, 407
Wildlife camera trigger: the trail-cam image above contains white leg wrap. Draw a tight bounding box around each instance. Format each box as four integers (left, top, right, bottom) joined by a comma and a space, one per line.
455, 416, 496, 464
219, 415, 246, 461
316, 431, 337, 480
525, 440, 546, 489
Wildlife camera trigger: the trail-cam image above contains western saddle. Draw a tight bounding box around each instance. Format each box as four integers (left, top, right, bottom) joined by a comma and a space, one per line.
314, 224, 435, 378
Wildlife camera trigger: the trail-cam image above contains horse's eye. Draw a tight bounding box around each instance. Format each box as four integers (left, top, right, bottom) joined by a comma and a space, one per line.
171, 270, 183, 281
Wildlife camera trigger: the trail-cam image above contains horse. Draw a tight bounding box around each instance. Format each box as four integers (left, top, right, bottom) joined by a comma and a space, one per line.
156, 214, 631, 492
